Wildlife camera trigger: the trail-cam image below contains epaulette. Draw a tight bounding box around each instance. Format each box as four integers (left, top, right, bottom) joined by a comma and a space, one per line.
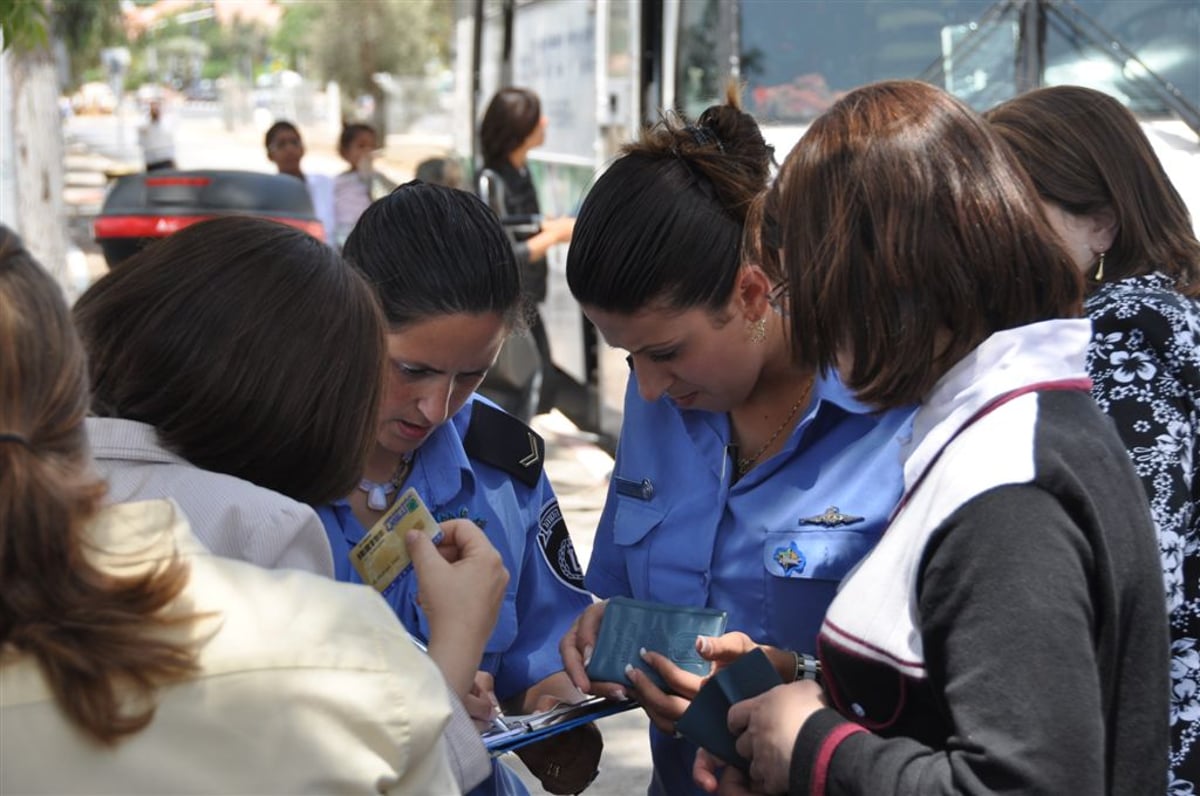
463, 401, 545, 489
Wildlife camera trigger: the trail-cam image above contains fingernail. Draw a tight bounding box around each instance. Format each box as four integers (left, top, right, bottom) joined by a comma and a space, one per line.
583, 645, 593, 667
696, 636, 711, 655
639, 646, 649, 661
624, 663, 635, 679
614, 687, 628, 701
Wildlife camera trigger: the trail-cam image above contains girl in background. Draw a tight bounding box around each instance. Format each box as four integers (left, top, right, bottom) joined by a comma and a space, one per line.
988, 84, 1200, 791
333, 122, 395, 248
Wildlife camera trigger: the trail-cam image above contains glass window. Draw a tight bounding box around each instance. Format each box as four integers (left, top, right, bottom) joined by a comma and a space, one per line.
701, 0, 1200, 124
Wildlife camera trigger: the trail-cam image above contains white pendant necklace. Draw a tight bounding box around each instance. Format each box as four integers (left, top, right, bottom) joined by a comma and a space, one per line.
358, 454, 414, 511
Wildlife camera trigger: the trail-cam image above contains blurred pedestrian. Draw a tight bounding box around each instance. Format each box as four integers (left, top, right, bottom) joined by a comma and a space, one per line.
694, 80, 1168, 796
138, 99, 175, 171
557, 85, 912, 796
333, 122, 395, 248
0, 224, 490, 795
478, 87, 575, 417
416, 155, 466, 190
265, 120, 336, 244
988, 84, 1200, 791
317, 182, 599, 796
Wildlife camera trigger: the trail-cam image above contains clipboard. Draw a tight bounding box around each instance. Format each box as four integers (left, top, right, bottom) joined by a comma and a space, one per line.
482, 696, 640, 756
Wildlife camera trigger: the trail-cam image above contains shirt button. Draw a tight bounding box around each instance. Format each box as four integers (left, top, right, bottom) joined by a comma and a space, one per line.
851, 703, 866, 717
700, 572, 710, 586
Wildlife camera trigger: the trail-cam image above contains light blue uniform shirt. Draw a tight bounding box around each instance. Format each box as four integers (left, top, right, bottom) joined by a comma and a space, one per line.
587, 371, 913, 796
318, 395, 593, 796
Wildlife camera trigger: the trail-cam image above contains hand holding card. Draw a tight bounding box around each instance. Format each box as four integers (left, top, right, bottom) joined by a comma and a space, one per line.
349, 486, 442, 592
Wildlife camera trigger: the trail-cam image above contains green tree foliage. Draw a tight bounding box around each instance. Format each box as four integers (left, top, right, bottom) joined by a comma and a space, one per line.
304, 0, 449, 131
51, 0, 124, 85
1, 0, 50, 52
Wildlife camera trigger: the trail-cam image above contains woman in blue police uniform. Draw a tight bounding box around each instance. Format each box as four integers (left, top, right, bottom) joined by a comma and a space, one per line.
556, 86, 915, 796
316, 182, 597, 796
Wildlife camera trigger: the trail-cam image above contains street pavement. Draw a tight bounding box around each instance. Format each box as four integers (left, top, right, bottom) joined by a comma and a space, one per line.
62, 108, 656, 795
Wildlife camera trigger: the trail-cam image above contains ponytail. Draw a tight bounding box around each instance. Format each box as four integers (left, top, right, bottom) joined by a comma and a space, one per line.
0, 227, 199, 745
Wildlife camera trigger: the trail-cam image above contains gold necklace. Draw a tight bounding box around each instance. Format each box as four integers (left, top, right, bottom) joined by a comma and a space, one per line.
735, 379, 814, 476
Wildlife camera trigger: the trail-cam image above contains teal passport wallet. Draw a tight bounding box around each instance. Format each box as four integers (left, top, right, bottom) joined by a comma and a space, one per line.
585, 596, 728, 692
675, 648, 783, 772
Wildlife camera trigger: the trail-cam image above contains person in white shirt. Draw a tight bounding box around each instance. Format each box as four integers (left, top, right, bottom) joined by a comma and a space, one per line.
138, 99, 176, 171
265, 120, 336, 245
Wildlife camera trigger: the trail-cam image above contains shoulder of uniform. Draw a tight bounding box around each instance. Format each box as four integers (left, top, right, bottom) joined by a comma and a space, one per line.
463, 400, 545, 488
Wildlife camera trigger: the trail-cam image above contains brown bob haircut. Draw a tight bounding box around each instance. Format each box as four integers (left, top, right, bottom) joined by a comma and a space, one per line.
479, 87, 541, 168
986, 85, 1200, 297
768, 80, 1082, 409
73, 217, 386, 505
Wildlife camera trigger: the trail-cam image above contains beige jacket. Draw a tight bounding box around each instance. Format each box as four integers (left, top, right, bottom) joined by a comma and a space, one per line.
0, 499, 461, 795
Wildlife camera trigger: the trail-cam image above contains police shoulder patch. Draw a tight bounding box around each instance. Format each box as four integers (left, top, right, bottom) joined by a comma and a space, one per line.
538, 499, 587, 592
463, 401, 545, 488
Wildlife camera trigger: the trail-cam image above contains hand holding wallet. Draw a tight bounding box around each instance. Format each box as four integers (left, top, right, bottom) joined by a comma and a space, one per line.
584, 597, 729, 692
674, 647, 784, 772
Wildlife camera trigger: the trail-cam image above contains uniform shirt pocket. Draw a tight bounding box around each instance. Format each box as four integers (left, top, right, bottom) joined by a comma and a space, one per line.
762, 529, 878, 581
762, 529, 880, 653
608, 497, 667, 598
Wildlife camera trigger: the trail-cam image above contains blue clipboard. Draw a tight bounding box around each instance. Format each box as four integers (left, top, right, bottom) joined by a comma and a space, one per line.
483, 696, 640, 756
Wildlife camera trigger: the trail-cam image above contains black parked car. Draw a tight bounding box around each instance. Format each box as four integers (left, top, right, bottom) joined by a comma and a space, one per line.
93, 169, 324, 267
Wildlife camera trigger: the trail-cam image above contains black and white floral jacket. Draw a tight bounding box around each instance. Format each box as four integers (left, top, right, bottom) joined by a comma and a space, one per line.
1085, 271, 1200, 793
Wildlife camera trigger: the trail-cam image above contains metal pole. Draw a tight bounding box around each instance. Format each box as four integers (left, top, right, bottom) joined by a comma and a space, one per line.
1014, 0, 1045, 94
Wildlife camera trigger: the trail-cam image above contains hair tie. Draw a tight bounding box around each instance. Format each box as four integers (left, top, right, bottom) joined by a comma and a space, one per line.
686, 124, 725, 153
0, 432, 31, 449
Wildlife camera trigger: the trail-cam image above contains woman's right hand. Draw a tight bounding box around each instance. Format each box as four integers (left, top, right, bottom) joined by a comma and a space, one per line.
543, 215, 575, 245
559, 600, 629, 700
408, 519, 509, 698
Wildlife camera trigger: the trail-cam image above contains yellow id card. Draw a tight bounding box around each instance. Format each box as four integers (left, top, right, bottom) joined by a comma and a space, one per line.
350, 487, 441, 592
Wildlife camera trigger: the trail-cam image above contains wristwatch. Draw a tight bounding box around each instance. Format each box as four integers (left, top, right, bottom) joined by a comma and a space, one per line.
792, 651, 821, 682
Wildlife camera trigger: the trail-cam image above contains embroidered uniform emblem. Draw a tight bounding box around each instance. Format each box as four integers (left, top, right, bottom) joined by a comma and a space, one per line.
538, 500, 586, 592
436, 506, 487, 530
799, 506, 864, 527
773, 542, 807, 576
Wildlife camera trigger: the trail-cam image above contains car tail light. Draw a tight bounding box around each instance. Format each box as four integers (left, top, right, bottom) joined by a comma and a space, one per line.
93, 215, 326, 243
143, 176, 213, 188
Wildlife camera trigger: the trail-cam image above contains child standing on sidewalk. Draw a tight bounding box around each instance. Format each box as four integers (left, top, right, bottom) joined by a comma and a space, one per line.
333, 123, 395, 248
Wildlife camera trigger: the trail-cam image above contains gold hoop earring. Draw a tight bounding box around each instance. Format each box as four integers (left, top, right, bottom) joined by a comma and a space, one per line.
1094, 251, 1106, 282
747, 317, 767, 344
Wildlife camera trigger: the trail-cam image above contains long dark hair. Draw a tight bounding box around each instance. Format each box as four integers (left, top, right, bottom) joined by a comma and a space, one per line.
73, 217, 386, 505
566, 83, 774, 316
0, 225, 197, 745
